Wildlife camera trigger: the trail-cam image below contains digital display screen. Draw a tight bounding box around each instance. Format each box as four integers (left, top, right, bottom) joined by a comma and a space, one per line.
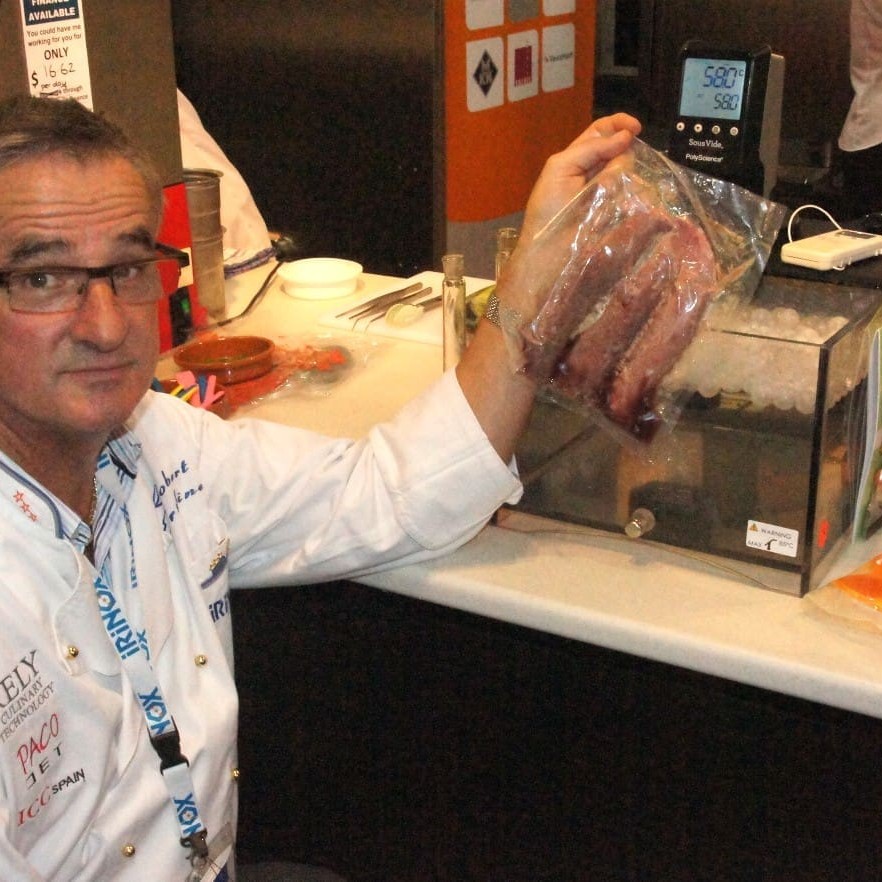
678, 57, 748, 120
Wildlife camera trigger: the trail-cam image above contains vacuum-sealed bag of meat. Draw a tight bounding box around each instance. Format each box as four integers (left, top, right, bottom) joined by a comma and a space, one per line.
808, 552, 882, 633
497, 138, 786, 444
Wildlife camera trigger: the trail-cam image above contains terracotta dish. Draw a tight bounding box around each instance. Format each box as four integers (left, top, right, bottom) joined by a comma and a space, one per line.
173, 335, 275, 385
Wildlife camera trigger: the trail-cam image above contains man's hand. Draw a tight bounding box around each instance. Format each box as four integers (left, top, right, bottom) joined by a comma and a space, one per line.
520, 113, 642, 243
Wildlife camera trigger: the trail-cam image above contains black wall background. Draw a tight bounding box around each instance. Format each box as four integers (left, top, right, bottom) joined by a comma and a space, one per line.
170, 1, 441, 277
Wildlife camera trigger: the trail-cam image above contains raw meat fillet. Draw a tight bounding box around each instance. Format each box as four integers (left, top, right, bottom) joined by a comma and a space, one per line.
551, 244, 676, 402
520, 205, 673, 378
604, 216, 717, 439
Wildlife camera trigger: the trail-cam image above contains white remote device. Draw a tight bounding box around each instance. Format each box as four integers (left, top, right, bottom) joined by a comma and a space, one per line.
780, 228, 882, 271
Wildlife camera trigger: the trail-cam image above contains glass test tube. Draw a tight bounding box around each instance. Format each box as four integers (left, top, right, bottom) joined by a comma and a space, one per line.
442, 253, 466, 371
495, 226, 520, 281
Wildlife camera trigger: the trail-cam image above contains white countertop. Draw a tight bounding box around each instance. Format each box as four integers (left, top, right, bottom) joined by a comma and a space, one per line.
161, 267, 882, 720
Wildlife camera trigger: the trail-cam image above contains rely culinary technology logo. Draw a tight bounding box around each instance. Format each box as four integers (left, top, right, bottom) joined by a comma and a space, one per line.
0, 649, 55, 745
1, 650, 87, 827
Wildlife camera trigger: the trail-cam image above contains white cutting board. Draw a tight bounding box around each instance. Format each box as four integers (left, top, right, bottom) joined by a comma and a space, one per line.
318, 271, 493, 346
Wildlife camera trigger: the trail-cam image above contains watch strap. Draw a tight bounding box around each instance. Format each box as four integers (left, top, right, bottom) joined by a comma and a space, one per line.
484, 291, 502, 327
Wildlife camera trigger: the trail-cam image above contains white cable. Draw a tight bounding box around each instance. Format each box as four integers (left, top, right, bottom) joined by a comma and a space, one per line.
786, 203, 843, 242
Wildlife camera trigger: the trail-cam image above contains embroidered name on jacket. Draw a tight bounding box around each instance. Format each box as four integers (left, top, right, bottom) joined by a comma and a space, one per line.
151, 458, 205, 530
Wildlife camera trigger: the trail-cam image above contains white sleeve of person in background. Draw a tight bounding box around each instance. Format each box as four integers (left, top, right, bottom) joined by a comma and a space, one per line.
177, 89, 274, 266
838, 0, 882, 153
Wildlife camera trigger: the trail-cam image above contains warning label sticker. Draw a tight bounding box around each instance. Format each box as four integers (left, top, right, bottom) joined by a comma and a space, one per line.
745, 520, 799, 558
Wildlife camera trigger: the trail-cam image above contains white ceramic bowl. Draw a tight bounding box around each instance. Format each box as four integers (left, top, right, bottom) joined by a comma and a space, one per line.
278, 257, 363, 300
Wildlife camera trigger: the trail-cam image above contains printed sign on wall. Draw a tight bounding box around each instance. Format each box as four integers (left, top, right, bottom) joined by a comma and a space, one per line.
544, 0, 577, 14
466, 0, 505, 29
18, 0, 93, 108
466, 37, 505, 111
542, 23, 576, 92
508, 30, 539, 102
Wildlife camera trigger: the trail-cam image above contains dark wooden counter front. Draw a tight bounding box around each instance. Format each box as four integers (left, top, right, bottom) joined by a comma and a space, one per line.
232, 582, 882, 882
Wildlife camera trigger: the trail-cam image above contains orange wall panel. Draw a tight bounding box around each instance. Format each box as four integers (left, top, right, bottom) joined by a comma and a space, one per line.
445, 1, 596, 223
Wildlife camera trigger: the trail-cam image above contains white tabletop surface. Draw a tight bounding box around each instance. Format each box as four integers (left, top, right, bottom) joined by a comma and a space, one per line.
159, 268, 882, 721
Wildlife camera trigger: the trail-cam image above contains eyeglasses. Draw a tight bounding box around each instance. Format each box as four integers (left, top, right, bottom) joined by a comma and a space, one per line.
0, 243, 190, 314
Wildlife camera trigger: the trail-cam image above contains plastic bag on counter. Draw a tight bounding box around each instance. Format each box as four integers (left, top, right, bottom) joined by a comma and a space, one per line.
808, 551, 882, 634
230, 332, 381, 413
162, 331, 381, 417
496, 138, 786, 444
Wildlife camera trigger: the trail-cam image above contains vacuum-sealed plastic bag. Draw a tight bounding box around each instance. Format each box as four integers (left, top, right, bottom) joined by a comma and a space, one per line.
809, 553, 882, 633
497, 138, 786, 443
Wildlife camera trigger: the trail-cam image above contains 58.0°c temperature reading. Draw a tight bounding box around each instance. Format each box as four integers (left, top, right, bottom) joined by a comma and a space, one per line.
703, 64, 744, 111
679, 57, 748, 120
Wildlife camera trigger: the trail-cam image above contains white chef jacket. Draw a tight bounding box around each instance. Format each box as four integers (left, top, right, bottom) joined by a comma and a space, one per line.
0, 370, 521, 881
839, 0, 882, 152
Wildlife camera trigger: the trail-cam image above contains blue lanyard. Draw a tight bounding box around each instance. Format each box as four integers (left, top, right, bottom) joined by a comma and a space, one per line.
91, 500, 209, 864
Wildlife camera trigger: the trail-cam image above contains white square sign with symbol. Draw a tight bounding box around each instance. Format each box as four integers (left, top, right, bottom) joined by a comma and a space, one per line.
542, 23, 575, 92
508, 31, 539, 102
467, 38, 505, 111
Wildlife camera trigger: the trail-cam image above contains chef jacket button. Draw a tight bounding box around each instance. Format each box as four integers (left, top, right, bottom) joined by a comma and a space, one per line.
121, 843, 136, 858
231, 767, 240, 781
66, 645, 79, 659
194, 654, 208, 666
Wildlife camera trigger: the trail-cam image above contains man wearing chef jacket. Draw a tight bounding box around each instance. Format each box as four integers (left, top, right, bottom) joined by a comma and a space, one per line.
0, 94, 639, 882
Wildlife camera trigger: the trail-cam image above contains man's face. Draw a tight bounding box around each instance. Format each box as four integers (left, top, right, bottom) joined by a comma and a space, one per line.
0, 153, 161, 450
